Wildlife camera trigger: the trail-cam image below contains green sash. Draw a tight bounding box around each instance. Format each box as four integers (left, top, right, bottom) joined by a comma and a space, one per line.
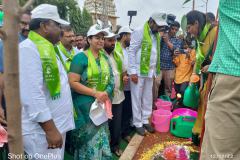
57, 42, 75, 71
87, 49, 110, 91
140, 22, 161, 76
195, 23, 211, 74
114, 41, 124, 90
28, 31, 61, 99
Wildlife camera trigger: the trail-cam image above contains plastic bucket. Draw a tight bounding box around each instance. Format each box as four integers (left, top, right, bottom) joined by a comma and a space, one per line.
172, 108, 197, 118
152, 109, 172, 132
155, 99, 172, 111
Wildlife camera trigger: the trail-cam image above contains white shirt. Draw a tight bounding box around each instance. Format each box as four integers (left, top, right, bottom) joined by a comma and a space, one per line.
57, 45, 79, 63
122, 46, 131, 91
106, 53, 125, 104
128, 24, 159, 78
19, 39, 75, 135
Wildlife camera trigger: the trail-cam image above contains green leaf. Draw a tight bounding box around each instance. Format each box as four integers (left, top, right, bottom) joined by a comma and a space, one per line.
183, 0, 192, 5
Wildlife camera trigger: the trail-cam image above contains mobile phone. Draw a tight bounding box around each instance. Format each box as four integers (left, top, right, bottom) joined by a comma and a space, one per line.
178, 49, 187, 54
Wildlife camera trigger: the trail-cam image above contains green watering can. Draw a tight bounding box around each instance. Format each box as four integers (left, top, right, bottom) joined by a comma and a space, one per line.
170, 116, 196, 138
183, 75, 200, 108
159, 95, 171, 102
0, 11, 4, 27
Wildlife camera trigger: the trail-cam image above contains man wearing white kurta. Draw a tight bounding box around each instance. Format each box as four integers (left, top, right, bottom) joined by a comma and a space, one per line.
128, 12, 167, 136
117, 26, 133, 141
56, 25, 79, 72
19, 4, 75, 160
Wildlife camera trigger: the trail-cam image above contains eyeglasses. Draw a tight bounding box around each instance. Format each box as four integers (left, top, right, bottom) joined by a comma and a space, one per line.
20, 21, 29, 26
64, 35, 75, 38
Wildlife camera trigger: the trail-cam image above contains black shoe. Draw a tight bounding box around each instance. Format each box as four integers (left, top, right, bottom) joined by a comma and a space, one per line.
143, 124, 155, 133
135, 127, 145, 136
192, 133, 200, 146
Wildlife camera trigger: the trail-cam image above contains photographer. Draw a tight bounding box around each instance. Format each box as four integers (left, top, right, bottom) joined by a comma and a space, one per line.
153, 20, 183, 100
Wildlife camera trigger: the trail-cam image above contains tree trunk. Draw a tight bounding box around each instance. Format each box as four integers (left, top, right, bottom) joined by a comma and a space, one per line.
2, 0, 24, 158
192, 0, 195, 10
1, 0, 34, 159
206, 0, 209, 13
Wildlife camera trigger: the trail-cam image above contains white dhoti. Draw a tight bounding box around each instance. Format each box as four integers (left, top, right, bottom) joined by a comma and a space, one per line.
23, 133, 66, 160
130, 77, 153, 128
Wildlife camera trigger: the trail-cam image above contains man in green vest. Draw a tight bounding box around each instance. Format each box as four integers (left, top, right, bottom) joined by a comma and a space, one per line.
57, 25, 78, 71
128, 12, 167, 136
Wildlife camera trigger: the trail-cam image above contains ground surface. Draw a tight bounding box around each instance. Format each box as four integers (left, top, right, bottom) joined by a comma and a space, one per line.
132, 132, 199, 160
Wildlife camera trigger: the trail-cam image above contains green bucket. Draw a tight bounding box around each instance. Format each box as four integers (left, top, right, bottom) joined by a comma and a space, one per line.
183, 83, 200, 108
0, 11, 4, 27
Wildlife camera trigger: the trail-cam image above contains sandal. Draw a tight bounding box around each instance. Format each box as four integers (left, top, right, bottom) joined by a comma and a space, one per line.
113, 148, 123, 157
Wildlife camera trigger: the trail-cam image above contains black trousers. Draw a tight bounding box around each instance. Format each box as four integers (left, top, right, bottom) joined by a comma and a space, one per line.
121, 91, 133, 138
174, 81, 189, 104
109, 102, 123, 150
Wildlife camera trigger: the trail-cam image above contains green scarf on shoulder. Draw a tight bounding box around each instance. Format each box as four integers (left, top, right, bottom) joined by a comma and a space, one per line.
195, 23, 211, 74
28, 31, 61, 99
140, 22, 161, 76
114, 41, 124, 91
57, 42, 75, 71
87, 49, 110, 91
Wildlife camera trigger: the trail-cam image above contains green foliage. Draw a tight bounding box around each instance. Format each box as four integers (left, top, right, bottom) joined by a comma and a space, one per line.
79, 7, 93, 35
69, 6, 82, 34
18, 0, 71, 19
17, 0, 93, 35
183, 0, 192, 5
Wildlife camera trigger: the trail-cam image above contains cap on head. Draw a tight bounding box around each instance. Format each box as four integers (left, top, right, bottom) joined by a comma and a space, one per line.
118, 26, 132, 34
104, 28, 119, 39
150, 12, 168, 26
31, 4, 69, 25
87, 24, 108, 37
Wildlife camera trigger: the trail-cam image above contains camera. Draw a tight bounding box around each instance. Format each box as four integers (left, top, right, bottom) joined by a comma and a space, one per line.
184, 33, 196, 49
175, 48, 188, 54
167, 14, 176, 26
159, 14, 176, 33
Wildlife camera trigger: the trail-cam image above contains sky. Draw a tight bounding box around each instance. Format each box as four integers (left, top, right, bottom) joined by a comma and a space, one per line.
78, 0, 219, 28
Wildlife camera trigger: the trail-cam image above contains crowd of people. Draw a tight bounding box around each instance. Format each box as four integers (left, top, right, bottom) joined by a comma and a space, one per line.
0, 0, 240, 160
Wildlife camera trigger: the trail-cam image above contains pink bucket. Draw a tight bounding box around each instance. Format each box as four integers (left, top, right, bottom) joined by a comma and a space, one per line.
152, 109, 172, 133
155, 99, 172, 111
172, 108, 198, 118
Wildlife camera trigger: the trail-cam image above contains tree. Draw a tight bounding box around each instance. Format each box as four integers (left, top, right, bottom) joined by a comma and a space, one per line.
17, 0, 93, 35
183, 0, 209, 12
69, 6, 82, 34
18, 0, 69, 19
0, 1, 34, 159
183, 0, 195, 10
80, 7, 93, 35
183, 0, 192, 5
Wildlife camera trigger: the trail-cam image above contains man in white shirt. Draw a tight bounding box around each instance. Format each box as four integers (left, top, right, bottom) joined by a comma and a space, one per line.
19, 4, 75, 160
104, 29, 126, 157
75, 34, 86, 52
117, 26, 133, 141
128, 12, 167, 136
57, 25, 79, 71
